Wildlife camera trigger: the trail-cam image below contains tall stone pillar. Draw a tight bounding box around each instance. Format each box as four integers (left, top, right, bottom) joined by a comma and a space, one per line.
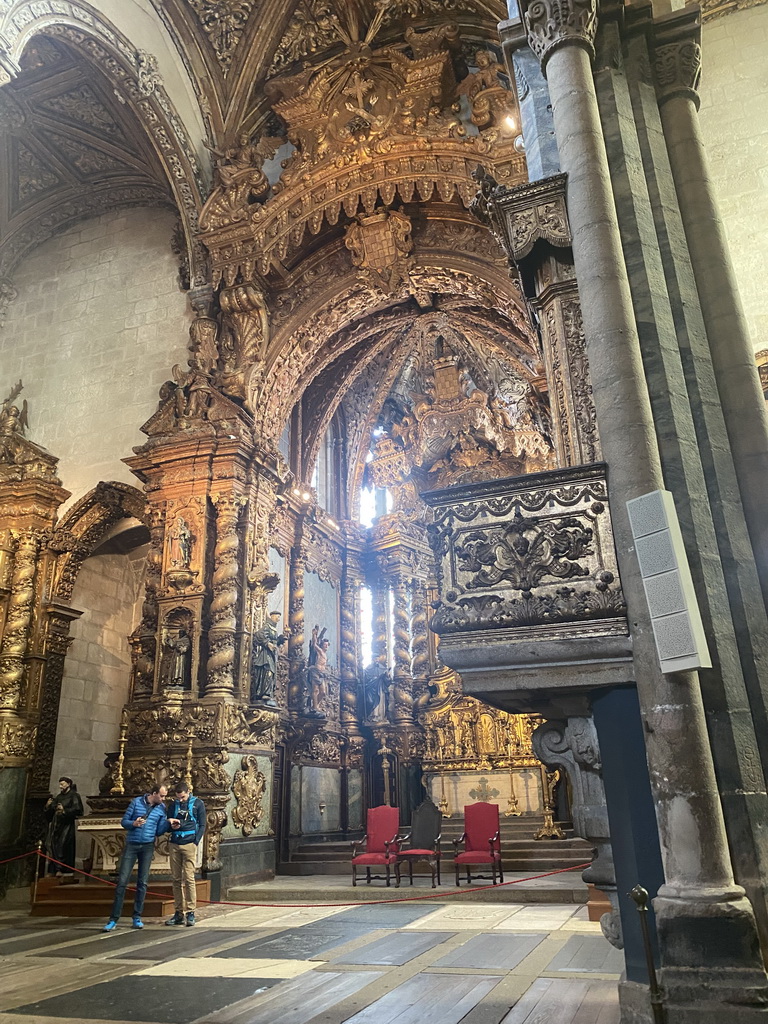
339, 563, 362, 737
653, 8, 768, 613
512, 0, 768, 1013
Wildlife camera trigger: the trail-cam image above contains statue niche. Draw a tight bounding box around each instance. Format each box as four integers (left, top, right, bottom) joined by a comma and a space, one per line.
250, 610, 288, 708
159, 608, 194, 693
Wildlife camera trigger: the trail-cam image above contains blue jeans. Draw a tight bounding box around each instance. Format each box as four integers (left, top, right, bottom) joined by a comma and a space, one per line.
109, 842, 155, 921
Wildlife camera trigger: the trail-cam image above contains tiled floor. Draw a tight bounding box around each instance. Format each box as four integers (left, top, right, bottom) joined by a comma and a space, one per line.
0, 894, 621, 1024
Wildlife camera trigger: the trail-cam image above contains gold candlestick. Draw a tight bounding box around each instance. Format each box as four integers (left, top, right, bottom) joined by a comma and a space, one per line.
439, 772, 450, 817
184, 727, 195, 790
110, 709, 129, 795
505, 766, 521, 817
533, 766, 566, 840
377, 740, 392, 806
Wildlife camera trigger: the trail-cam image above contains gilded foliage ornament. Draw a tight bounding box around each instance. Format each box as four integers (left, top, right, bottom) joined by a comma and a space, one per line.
188, 0, 256, 72
232, 754, 267, 835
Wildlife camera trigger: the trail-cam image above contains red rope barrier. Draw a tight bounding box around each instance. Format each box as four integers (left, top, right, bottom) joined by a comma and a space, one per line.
38, 852, 591, 909
0, 850, 36, 867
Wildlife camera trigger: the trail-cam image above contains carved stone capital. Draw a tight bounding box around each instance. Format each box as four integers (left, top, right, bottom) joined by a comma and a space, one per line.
652, 8, 702, 108
522, 0, 599, 70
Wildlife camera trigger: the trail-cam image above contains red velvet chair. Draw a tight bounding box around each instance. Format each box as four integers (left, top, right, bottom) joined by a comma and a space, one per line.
351, 805, 401, 887
396, 798, 442, 888
453, 802, 503, 886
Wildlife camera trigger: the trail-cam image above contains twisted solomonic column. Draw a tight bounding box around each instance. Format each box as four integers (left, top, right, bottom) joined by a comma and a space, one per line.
205, 494, 246, 697
0, 532, 41, 711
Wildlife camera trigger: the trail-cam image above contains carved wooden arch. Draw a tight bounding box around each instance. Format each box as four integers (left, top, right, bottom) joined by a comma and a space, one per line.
48, 481, 148, 603
0, 0, 207, 285
259, 253, 538, 444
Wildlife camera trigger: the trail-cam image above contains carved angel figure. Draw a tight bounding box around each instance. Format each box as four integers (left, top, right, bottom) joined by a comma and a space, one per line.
201, 132, 282, 229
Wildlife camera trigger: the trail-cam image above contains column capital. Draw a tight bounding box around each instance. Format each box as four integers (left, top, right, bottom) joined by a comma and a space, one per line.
652, 7, 702, 108
521, 0, 599, 71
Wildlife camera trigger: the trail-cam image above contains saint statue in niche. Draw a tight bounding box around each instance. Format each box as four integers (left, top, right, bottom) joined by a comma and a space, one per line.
250, 610, 287, 707
362, 662, 390, 722
308, 624, 330, 716
160, 627, 192, 691
168, 516, 193, 569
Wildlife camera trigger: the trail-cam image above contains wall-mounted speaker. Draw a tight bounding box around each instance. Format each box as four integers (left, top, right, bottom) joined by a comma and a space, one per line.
626, 490, 711, 674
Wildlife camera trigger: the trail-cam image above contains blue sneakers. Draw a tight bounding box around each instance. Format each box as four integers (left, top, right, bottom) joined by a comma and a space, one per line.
185, 912, 195, 927
132, 916, 144, 929
102, 920, 117, 932
166, 911, 184, 926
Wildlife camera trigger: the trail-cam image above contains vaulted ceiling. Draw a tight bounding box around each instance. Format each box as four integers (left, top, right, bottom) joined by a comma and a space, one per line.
0, 35, 173, 279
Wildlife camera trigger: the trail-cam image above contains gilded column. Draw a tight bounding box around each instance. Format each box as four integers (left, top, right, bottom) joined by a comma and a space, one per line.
371, 581, 389, 678
391, 578, 413, 726
653, 9, 768, 612
206, 494, 246, 697
515, 0, 767, 1001
339, 567, 362, 734
0, 532, 40, 711
287, 546, 307, 710
409, 581, 431, 712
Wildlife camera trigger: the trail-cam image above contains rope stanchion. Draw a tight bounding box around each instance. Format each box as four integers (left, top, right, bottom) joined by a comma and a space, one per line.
38, 851, 591, 909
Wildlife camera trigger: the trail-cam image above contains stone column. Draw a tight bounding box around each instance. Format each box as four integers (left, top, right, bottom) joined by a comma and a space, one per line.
653, 9, 768, 613
516, 0, 767, 1004
205, 494, 246, 697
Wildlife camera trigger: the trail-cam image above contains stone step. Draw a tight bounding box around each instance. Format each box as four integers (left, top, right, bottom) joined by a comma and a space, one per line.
30, 877, 210, 918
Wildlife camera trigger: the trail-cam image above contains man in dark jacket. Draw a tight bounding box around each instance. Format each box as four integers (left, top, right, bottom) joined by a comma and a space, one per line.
165, 782, 206, 927
103, 784, 169, 932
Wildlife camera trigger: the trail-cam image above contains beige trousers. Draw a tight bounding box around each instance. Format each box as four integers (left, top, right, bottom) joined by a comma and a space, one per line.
169, 843, 197, 913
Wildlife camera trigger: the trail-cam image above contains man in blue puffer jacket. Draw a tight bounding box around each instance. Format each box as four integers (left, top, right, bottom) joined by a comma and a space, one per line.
103, 784, 169, 932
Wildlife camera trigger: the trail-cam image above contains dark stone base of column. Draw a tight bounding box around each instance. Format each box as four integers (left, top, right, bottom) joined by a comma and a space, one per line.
653, 895, 768, 1021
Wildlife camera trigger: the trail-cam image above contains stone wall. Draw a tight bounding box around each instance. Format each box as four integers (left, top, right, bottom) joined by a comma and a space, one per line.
0, 208, 190, 508
699, 6, 768, 353
50, 548, 147, 806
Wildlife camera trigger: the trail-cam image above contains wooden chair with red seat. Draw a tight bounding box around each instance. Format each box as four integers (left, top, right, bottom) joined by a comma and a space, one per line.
396, 798, 442, 888
453, 801, 503, 886
351, 805, 401, 887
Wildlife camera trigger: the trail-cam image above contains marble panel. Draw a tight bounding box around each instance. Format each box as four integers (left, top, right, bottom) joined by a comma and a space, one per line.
301, 766, 341, 833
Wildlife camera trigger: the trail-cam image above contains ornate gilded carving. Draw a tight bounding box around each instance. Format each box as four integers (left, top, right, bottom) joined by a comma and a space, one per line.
188, 0, 256, 72
231, 753, 267, 835
206, 493, 246, 697
522, 0, 599, 68
345, 210, 414, 295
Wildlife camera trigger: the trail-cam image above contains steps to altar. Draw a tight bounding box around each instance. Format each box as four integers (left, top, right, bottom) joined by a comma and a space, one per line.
30, 875, 210, 918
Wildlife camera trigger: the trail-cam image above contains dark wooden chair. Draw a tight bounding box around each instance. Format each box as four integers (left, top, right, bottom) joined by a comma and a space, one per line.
453, 801, 503, 885
396, 798, 442, 887
351, 805, 401, 887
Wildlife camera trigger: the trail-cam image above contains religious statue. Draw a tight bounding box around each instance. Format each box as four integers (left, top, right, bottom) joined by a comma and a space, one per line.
250, 610, 288, 707
168, 516, 193, 569
362, 662, 390, 722
200, 132, 281, 229
0, 380, 28, 464
160, 627, 192, 690
188, 315, 219, 373
308, 624, 330, 716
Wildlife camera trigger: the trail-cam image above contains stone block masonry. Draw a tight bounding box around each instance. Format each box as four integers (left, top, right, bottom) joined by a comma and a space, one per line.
699, 6, 768, 354
0, 208, 191, 510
